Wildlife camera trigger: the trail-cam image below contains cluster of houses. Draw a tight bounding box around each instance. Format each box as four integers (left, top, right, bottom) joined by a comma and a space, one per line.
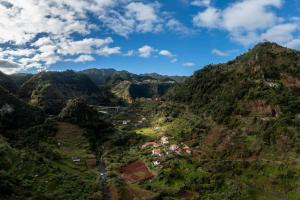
141, 136, 192, 166
121, 117, 147, 126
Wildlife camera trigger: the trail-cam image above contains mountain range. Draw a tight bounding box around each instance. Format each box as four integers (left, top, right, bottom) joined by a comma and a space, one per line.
0, 42, 299, 200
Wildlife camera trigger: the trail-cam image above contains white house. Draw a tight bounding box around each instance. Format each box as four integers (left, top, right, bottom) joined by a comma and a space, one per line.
183, 144, 192, 155
72, 157, 81, 162
160, 136, 169, 145
169, 144, 179, 152
153, 161, 160, 166
152, 149, 162, 157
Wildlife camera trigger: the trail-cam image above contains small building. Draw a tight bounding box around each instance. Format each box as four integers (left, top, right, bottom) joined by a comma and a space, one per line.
72, 157, 81, 162
153, 161, 160, 166
152, 149, 162, 157
183, 144, 192, 155
142, 117, 147, 121
142, 142, 160, 149
122, 120, 128, 125
169, 144, 179, 152
160, 136, 169, 145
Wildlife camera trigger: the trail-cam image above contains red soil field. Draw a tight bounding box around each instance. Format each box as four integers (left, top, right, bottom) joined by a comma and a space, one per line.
120, 160, 154, 183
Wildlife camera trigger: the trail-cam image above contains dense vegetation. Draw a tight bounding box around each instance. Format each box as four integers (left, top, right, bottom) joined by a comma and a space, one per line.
18, 70, 113, 114
0, 86, 44, 130
0, 71, 18, 94
0, 42, 299, 199
168, 42, 300, 152
81, 68, 180, 102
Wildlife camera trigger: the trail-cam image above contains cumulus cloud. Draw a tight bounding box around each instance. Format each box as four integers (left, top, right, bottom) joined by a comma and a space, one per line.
183, 62, 195, 67
166, 19, 192, 35
192, 0, 300, 47
191, 0, 211, 7
0, 0, 193, 73
260, 23, 298, 44
67, 55, 95, 63
286, 39, 300, 49
0, 0, 125, 73
138, 46, 176, 60
0, 60, 20, 74
193, 7, 221, 28
159, 50, 174, 58
0, 0, 189, 73
138, 45, 155, 58
99, 1, 163, 37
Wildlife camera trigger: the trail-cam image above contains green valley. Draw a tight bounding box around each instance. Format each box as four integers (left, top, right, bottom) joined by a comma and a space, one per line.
0, 42, 300, 200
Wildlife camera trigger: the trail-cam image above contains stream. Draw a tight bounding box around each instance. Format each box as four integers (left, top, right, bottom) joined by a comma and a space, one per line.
98, 156, 111, 200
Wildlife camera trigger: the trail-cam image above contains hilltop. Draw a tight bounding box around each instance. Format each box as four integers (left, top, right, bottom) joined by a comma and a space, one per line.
17, 70, 113, 114
81, 68, 183, 102
168, 42, 300, 154
0, 71, 18, 94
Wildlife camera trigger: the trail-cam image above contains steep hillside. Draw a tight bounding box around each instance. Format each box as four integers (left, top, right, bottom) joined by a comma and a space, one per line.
81, 68, 185, 86
0, 71, 18, 94
80, 68, 133, 86
134, 42, 300, 199
144, 72, 187, 83
18, 70, 112, 114
0, 96, 112, 200
9, 73, 33, 87
81, 68, 182, 102
0, 86, 44, 131
168, 42, 300, 153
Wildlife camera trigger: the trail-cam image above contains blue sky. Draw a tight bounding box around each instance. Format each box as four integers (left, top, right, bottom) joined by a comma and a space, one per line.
0, 0, 299, 75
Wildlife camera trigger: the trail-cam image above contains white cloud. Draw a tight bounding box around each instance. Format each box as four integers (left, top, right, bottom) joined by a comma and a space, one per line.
193, 7, 221, 28
0, 0, 179, 73
126, 2, 161, 33
212, 49, 228, 57
138, 45, 155, 58
260, 23, 298, 44
99, 2, 163, 37
0, 60, 20, 74
222, 0, 282, 32
191, 0, 211, 7
183, 62, 195, 67
58, 37, 116, 55
67, 55, 95, 63
166, 19, 192, 35
286, 39, 300, 49
192, 0, 295, 46
159, 50, 174, 58
96, 46, 121, 56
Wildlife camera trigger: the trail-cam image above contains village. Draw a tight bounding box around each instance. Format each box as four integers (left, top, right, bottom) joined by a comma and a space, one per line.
141, 135, 192, 167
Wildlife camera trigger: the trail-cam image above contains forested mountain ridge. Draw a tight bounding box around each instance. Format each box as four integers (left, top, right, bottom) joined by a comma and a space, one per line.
81, 68, 183, 102
0, 71, 18, 94
167, 41, 300, 158
0, 42, 299, 200
169, 42, 300, 123
17, 70, 113, 114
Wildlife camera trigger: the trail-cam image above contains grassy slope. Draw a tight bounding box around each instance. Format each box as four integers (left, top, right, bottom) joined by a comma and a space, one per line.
0, 121, 101, 200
